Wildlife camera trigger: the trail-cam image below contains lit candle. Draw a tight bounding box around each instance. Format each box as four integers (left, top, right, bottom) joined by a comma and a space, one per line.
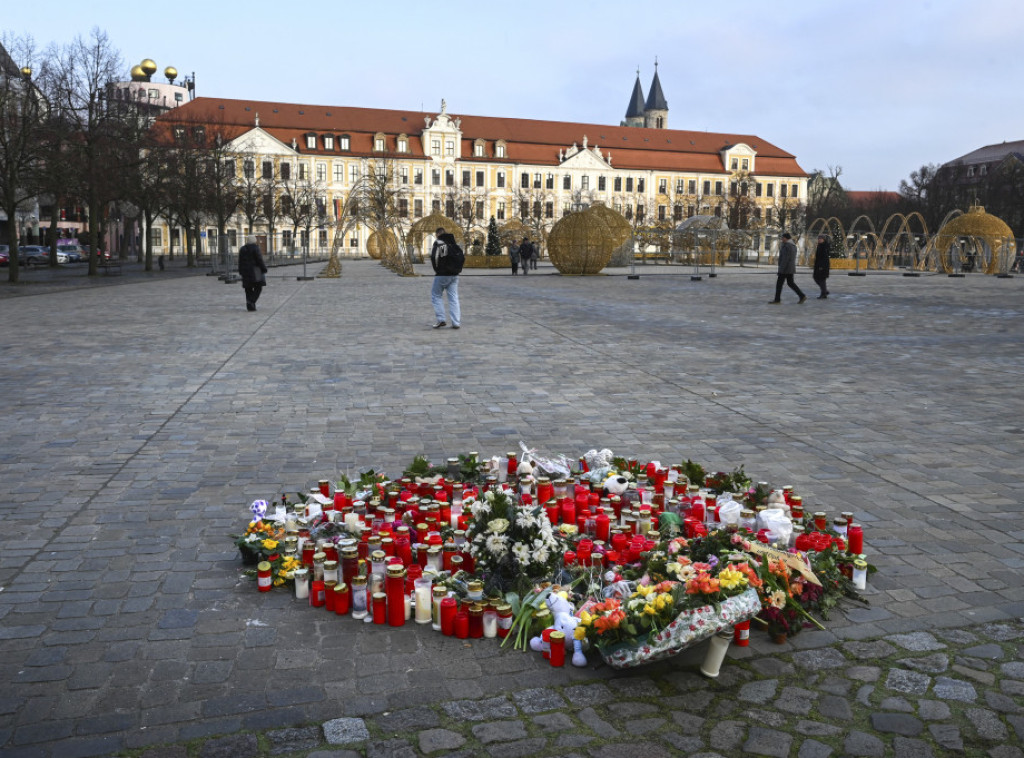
852, 559, 868, 590
483, 608, 498, 638
294, 568, 309, 600
414, 578, 433, 624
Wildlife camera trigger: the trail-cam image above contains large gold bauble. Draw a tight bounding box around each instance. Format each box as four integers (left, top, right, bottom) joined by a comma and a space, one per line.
933, 203, 1015, 274
547, 211, 615, 275
140, 59, 157, 76
164, 66, 178, 81
130, 65, 146, 82
366, 229, 399, 260
584, 202, 632, 266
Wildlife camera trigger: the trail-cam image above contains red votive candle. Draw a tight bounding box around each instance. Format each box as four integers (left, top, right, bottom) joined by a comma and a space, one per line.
847, 524, 864, 554
333, 583, 350, 615
440, 597, 458, 636
386, 566, 407, 627
734, 620, 750, 646
257, 561, 272, 592
324, 580, 337, 612
319, 480, 331, 498
563, 551, 576, 567
545, 501, 560, 525
454, 611, 469, 639
561, 499, 577, 527
549, 631, 565, 666
372, 592, 387, 624
310, 579, 326, 607
596, 512, 610, 542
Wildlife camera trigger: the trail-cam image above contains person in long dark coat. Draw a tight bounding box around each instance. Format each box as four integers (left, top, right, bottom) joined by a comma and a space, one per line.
813, 234, 831, 299
509, 242, 521, 275
238, 235, 267, 311
770, 233, 806, 304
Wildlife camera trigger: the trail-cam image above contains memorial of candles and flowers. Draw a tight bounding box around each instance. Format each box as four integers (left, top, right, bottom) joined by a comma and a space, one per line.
232, 447, 872, 675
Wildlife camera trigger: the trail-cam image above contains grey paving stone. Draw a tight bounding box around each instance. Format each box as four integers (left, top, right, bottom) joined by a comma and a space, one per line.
798, 739, 834, 758
917, 698, 951, 720
417, 728, 466, 754
844, 730, 885, 757
588, 741, 673, 758
890, 736, 935, 758
708, 719, 746, 752
886, 668, 931, 695
266, 726, 321, 755
741, 726, 792, 757
577, 706, 619, 738
870, 712, 923, 736
879, 696, 915, 712
898, 653, 949, 674
442, 696, 516, 721
562, 682, 616, 706
738, 679, 779, 704
365, 738, 417, 758
322, 717, 370, 745
932, 676, 978, 702
512, 687, 566, 713
792, 648, 848, 670
795, 720, 843, 737
533, 712, 574, 731
817, 694, 853, 721
374, 707, 440, 733
197, 734, 259, 758
670, 710, 706, 735
472, 719, 528, 744
966, 707, 1009, 741
888, 633, 945, 652
928, 723, 963, 751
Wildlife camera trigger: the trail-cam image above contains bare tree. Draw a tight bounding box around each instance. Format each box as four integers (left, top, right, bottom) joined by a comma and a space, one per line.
0, 34, 45, 282
351, 155, 413, 274
279, 160, 325, 261
45, 28, 127, 275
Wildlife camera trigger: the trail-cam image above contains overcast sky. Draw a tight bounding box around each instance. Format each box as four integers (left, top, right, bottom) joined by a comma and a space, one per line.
4, 0, 1022, 191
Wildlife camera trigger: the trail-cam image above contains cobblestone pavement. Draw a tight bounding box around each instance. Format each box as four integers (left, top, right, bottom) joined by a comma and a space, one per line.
0, 259, 1022, 757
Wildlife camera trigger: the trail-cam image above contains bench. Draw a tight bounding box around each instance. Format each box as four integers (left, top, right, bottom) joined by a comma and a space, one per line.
99, 258, 122, 275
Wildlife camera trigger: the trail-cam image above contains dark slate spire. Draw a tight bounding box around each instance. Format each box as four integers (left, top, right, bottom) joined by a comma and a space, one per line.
645, 63, 668, 111
625, 71, 646, 120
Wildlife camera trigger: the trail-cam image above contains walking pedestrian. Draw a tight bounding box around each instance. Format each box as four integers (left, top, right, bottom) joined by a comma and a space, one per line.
430, 227, 464, 329
813, 233, 831, 299
769, 233, 806, 304
238, 235, 268, 311
509, 241, 521, 275
519, 237, 533, 275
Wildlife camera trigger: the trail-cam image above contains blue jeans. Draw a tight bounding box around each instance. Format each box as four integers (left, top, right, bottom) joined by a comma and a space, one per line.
431, 275, 460, 326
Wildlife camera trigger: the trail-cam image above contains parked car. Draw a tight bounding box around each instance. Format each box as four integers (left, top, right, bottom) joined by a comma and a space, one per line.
0, 245, 9, 266
19, 245, 69, 265
57, 244, 86, 262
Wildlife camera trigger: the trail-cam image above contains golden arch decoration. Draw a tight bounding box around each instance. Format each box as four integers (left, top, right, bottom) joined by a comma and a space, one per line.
366, 229, 399, 261
547, 210, 616, 275
408, 213, 464, 251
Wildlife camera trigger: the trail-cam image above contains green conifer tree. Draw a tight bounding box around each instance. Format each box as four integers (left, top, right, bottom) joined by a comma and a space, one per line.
485, 216, 502, 256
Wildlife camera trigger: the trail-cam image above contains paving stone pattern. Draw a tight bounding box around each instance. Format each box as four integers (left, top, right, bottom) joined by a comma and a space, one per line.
0, 260, 1023, 756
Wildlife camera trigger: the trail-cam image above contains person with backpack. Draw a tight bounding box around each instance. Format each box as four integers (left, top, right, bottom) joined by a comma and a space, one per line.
430, 227, 464, 328
519, 237, 533, 275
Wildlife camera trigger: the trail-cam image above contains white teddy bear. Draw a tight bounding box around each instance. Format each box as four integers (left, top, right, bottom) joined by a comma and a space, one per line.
529, 592, 588, 667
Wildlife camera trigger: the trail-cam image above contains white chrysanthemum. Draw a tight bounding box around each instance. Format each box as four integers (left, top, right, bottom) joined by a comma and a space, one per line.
470, 500, 490, 518
532, 544, 550, 566
485, 534, 508, 558
515, 510, 534, 529
484, 490, 496, 503
512, 543, 531, 566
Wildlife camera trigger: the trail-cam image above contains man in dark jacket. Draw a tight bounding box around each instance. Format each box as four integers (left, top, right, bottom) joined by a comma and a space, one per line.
813, 234, 831, 299
430, 227, 462, 328
518, 237, 533, 275
238, 235, 268, 311
770, 232, 806, 304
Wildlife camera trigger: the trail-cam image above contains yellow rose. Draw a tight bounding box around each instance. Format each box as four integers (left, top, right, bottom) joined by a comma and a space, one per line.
262, 539, 279, 550
574, 627, 587, 641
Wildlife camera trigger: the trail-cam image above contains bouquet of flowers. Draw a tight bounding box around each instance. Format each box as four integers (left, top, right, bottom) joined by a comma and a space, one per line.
465, 488, 564, 596
233, 500, 284, 564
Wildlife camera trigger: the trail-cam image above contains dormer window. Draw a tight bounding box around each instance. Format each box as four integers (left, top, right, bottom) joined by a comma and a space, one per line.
495, 141, 506, 158
473, 139, 486, 157
397, 134, 409, 153
979, 164, 988, 176
324, 135, 334, 150
731, 158, 738, 170
374, 133, 387, 152
340, 135, 351, 151
967, 166, 975, 177
305, 133, 316, 150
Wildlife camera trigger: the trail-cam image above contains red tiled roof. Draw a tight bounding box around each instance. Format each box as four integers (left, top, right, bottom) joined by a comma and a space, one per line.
158, 97, 807, 177
847, 191, 901, 206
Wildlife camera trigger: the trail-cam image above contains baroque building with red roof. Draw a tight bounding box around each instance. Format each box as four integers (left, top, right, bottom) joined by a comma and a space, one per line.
151, 71, 807, 258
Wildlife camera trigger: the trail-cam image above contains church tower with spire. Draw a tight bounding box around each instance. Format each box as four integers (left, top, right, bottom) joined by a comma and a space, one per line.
621, 70, 646, 128
643, 61, 668, 129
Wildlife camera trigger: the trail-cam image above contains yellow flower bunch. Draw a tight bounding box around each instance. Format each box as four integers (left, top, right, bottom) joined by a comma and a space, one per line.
262, 539, 279, 550
717, 566, 749, 592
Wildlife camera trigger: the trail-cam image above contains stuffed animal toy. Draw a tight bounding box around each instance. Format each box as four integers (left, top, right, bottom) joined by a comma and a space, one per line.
529, 592, 587, 667
517, 459, 534, 478
602, 473, 630, 497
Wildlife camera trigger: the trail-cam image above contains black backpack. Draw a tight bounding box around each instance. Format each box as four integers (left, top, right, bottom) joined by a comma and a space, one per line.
437, 238, 465, 275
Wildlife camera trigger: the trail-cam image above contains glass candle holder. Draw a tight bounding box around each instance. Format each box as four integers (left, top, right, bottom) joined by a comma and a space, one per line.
483, 608, 498, 638
257, 561, 272, 592
293, 568, 309, 600
440, 597, 458, 636
414, 578, 433, 625
852, 559, 868, 590
350, 577, 368, 619
333, 582, 350, 615
372, 592, 387, 624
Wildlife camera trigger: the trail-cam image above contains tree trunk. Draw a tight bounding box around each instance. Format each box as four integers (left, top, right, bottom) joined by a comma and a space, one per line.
143, 210, 154, 271
5, 210, 20, 284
